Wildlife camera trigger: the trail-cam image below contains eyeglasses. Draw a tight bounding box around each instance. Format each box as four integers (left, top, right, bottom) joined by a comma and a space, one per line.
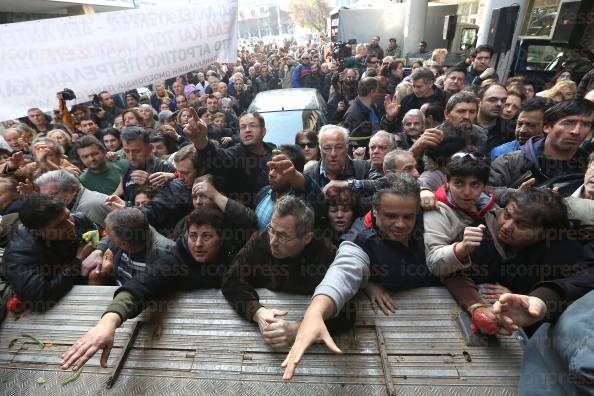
451, 152, 488, 163
321, 145, 345, 153
298, 142, 317, 149
266, 224, 297, 243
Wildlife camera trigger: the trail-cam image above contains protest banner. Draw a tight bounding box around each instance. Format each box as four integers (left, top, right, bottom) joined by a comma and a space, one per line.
0, 0, 238, 121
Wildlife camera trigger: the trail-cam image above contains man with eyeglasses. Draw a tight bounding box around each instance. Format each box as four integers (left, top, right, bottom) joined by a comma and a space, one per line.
184, 109, 275, 208
291, 53, 313, 89
304, 125, 370, 189
222, 195, 344, 349
281, 174, 440, 380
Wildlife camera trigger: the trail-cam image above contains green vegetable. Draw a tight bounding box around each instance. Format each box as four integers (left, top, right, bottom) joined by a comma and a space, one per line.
21, 333, 44, 349
36, 377, 46, 384
82, 230, 100, 248
62, 368, 82, 385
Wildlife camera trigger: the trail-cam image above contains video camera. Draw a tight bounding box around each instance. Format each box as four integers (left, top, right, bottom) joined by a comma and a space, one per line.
332, 39, 356, 61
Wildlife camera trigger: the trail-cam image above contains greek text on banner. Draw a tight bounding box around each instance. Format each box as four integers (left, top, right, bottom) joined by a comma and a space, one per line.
0, 0, 238, 121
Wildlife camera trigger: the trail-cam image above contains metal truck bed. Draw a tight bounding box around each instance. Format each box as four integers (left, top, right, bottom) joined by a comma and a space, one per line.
0, 286, 523, 395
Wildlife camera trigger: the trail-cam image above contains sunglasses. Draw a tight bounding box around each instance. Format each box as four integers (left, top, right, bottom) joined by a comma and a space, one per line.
451, 152, 489, 163
298, 142, 317, 149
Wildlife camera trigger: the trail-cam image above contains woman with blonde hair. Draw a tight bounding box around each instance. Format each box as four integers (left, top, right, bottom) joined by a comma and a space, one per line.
138, 104, 157, 128
538, 80, 577, 102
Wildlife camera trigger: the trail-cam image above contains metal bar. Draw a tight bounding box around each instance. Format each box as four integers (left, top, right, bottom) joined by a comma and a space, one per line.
106, 321, 142, 389
375, 325, 397, 396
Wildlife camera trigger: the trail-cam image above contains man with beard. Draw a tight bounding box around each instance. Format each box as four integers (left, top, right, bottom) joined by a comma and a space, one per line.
490, 98, 548, 161
441, 92, 488, 154
76, 136, 127, 195
476, 83, 516, 152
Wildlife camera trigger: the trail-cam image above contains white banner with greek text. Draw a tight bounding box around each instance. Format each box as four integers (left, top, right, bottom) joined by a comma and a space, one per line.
0, 0, 238, 120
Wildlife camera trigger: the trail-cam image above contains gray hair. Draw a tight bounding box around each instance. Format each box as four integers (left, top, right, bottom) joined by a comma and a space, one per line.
31, 137, 64, 156
411, 67, 435, 83
273, 195, 315, 237
383, 149, 414, 174
105, 207, 149, 246
47, 129, 72, 146
34, 169, 80, 192
318, 124, 349, 147
372, 173, 420, 211
173, 143, 196, 163
403, 109, 426, 126
446, 91, 478, 113
371, 131, 396, 150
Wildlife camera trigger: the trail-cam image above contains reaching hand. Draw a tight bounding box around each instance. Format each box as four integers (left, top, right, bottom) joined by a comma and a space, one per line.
456, 224, 486, 257
192, 180, 219, 200
105, 195, 125, 210
262, 318, 300, 348
480, 283, 512, 304
364, 282, 397, 315
420, 189, 437, 210
16, 178, 34, 196
518, 178, 536, 191
130, 170, 149, 186
322, 179, 349, 196
60, 313, 121, 370
492, 293, 547, 333
281, 307, 341, 380
252, 307, 288, 334
384, 95, 400, 121
352, 146, 366, 161
148, 172, 174, 187
183, 108, 208, 144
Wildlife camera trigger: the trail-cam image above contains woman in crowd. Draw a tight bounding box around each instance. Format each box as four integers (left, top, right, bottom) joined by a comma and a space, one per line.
138, 104, 157, 129
423, 152, 497, 278
177, 108, 191, 128
539, 80, 577, 102
295, 129, 320, 168
326, 187, 356, 247
47, 129, 78, 165
545, 68, 573, 89
121, 109, 144, 127
101, 128, 126, 160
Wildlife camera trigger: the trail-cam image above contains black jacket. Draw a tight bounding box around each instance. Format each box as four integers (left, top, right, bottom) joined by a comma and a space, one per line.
395, 85, 447, 131
2, 213, 97, 311
140, 179, 193, 237
105, 237, 235, 321
197, 140, 276, 208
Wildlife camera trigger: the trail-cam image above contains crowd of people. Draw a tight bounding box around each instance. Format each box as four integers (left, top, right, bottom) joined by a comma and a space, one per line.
1, 35, 594, 391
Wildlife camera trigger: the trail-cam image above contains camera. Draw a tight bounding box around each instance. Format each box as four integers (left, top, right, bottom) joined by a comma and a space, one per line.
332, 39, 356, 61
57, 88, 76, 101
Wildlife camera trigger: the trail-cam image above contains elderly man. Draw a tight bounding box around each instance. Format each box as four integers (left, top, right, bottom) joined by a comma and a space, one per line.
367, 131, 397, 179
392, 68, 447, 132
490, 98, 548, 161
281, 174, 440, 380
399, 109, 426, 148
35, 170, 111, 227
490, 99, 594, 198
184, 110, 275, 208
304, 125, 370, 189
222, 195, 346, 348
27, 108, 55, 135
476, 83, 516, 151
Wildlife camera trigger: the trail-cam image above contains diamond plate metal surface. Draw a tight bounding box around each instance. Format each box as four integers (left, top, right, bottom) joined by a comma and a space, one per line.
0, 286, 523, 395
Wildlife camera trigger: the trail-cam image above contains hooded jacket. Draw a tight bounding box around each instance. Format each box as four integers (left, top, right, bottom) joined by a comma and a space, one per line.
423, 185, 498, 277
490, 136, 589, 200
